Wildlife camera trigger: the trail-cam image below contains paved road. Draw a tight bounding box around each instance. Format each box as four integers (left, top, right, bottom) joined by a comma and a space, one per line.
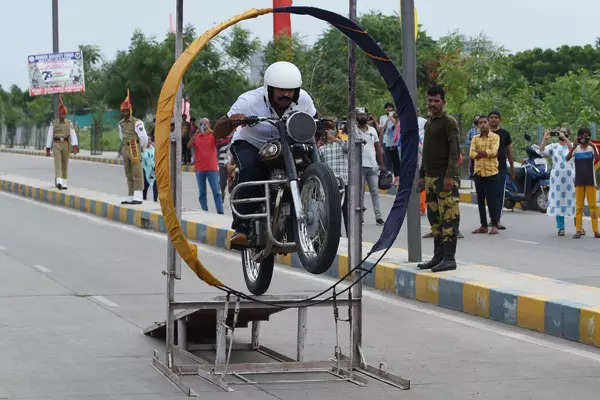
2, 190, 600, 399
2, 152, 600, 286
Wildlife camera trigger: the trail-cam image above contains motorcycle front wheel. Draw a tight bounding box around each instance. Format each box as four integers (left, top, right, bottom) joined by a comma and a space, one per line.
294, 162, 341, 274
242, 249, 274, 295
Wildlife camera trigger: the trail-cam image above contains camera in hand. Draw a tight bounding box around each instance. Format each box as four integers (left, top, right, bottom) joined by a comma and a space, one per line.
549, 130, 560, 137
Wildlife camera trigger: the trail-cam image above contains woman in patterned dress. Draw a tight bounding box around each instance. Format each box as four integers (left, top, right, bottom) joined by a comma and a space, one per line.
540, 128, 575, 236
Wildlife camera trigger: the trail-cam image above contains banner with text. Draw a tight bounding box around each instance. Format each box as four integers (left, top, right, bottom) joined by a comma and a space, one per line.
28, 51, 85, 96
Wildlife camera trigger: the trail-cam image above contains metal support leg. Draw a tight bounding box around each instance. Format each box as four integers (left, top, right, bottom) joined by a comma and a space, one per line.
251, 321, 260, 350
215, 309, 226, 369
177, 318, 187, 350
297, 308, 307, 361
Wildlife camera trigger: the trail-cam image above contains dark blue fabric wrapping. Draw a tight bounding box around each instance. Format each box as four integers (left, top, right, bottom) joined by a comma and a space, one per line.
274, 6, 418, 252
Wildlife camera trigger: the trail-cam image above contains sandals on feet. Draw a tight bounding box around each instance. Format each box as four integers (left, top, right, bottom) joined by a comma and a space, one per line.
573, 231, 583, 239
558, 229, 565, 237
472, 226, 488, 234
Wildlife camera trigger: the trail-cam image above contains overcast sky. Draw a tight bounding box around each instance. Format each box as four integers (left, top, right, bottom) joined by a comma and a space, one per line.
3, 0, 599, 90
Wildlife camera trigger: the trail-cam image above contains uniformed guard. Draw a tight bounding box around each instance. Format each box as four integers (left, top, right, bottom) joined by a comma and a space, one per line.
118, 90, 148, 204
45, 97, 79, 190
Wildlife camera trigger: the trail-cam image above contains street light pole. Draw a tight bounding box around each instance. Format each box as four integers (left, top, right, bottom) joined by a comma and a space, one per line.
347, 0, 362, 367
166, 0, 184, 370
52, 0, 59, 118
401, 0, 422, 262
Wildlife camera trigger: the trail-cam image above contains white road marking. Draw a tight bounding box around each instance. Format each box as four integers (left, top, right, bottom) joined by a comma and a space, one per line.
508, 238, 540, 245
32, 264, 51, 273
91, 295, 119, 308
4, 190, 600, 362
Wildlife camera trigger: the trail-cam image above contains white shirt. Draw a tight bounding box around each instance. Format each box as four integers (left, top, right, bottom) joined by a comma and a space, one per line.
117, 118, 148, 149
227, 86, 317, 149
417, 116, 427, 167
356, 125, 379, 168
46, 120, 78, 149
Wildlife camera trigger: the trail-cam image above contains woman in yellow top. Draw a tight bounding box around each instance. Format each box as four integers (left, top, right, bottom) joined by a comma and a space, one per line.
469, 116, 501, 234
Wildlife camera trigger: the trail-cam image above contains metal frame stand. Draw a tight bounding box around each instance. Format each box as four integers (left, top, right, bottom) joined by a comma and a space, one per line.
148, 294, 409, 395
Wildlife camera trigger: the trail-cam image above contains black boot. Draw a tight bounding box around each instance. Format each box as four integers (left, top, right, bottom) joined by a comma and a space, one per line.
431, 238, 457, 272
417, 237, 442, 270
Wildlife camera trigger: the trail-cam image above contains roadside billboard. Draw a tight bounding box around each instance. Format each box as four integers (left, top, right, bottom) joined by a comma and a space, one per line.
28, 51, 85, 96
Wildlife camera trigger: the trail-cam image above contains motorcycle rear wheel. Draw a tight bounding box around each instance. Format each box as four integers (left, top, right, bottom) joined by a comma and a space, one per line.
242, 249, 274, 295
294, 162, 341, 274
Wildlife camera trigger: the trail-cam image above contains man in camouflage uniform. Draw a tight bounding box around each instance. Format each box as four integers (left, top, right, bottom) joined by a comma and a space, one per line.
45, 99, 79, 190
118, 91, 148, 204
416, 86, 460, 272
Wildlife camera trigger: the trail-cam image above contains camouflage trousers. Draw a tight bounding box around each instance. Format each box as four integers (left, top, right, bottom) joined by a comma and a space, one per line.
425, 176, 460, 242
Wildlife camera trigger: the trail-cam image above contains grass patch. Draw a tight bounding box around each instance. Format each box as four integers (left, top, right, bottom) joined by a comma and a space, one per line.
78, 127, 121, 152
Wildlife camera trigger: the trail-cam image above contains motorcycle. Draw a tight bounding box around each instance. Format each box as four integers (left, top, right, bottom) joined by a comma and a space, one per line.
504, 134, 550, 212
230, 112, 342, 295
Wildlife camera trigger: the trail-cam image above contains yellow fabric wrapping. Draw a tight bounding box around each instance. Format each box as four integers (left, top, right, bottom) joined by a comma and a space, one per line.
155, 8, 272, 287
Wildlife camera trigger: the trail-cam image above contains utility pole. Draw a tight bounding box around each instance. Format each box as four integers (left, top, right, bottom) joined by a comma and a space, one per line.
166, 0, 183, 369
52, 0, 59, 118
401, 0, 422, 262
347, 0, 362, 367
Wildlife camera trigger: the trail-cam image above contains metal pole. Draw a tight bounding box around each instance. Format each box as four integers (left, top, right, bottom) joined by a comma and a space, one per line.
401, 0, 421, 262
347, 0, 362, 367
166, 0, 184, 369
52, 0, 59, 119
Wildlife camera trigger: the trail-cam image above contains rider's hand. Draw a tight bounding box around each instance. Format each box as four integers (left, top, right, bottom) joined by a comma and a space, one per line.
443, 177, 454, 192
415, 178, 425, 193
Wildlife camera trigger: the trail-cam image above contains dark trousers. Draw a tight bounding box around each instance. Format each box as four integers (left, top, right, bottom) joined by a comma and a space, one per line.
496, 168, 506, 222
474, 173, 499, 227
341, 185, 349, 236
143, 174, 158, 201
383, 146, 401, 177
182, 135, 192, 164
230, 140, 270, 233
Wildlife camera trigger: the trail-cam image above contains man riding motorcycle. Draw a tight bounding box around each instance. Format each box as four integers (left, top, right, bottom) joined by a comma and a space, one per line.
214, 61, 317, 248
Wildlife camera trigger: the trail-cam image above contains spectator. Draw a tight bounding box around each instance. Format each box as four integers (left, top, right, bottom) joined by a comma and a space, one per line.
465, 115, 480, 178
216, 133, 232, 202
488, 111, 514, 230
566, 127, 599, 238
379, 103, 401, 185
470, 116, 501, 234
182, 114, 192, 165
541, 128, 575, 236
417, 110, 427, 215
187, 118, 224, 214
319, 125, 349, 235
356, 110, 385, 226
142, 135, 158, 202
416, 86, 461, 272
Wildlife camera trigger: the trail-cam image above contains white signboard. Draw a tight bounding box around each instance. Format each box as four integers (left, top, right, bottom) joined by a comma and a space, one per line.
28, 51, 85, 96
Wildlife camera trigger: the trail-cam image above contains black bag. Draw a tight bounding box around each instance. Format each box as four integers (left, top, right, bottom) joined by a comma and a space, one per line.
378, 170, 393, 190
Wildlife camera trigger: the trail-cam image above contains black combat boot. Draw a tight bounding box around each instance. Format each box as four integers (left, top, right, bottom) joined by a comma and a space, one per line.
431, 238, 457, 272
417, 237, 442, 270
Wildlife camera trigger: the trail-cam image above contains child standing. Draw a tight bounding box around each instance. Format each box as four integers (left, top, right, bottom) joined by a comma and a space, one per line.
567, 127, 599, 238
142, 135, 158, 202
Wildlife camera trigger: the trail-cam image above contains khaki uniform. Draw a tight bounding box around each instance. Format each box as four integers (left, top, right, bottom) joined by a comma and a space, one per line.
46, 119, 77, 185
120, 118, 144, 196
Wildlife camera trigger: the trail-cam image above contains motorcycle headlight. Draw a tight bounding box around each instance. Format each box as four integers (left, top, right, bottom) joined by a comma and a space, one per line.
258, 141, 281, 161
286, 111, 316, 143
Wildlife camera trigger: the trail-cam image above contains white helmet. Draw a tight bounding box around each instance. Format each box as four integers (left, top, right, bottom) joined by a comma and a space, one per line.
264, 61, 302, 90
264, 61, 302, 104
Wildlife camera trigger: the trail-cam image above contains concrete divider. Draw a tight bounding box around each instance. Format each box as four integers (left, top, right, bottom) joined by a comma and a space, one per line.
2, 173, 599, 349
